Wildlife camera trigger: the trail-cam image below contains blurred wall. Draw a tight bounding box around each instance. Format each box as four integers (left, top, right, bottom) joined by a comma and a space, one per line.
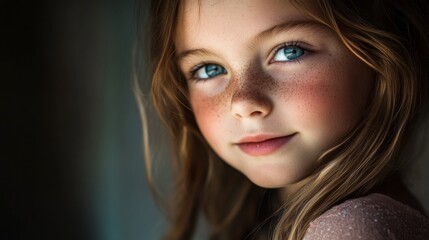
4, 0, 163, 239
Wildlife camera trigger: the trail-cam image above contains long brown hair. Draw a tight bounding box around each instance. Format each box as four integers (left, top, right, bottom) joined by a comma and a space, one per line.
135, 0, 429, 239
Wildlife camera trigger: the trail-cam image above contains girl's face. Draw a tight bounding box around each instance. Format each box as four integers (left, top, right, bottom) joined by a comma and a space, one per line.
175, 0, 373, 188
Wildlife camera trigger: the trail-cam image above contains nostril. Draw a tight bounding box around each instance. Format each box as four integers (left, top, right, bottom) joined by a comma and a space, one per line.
234, 109, 264, 119
231, 91, 273, 119
250, 110, 263, 117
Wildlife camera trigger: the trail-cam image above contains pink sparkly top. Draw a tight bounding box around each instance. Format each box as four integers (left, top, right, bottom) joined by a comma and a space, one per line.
303, 193, 429, 240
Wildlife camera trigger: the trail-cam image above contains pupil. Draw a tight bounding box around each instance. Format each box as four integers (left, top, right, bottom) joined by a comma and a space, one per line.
207, 65, 221, 76
284, 46, 302, 60
285, 47, 297, 55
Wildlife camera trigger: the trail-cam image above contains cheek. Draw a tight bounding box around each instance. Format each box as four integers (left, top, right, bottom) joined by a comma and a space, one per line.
288, 79, 339, 130
189, 77, 240, 147
284, 63, 370, 142
190, 92, 226, 147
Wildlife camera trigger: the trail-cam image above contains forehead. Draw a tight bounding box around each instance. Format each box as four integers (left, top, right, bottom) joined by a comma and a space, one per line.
175, 0, 316, 52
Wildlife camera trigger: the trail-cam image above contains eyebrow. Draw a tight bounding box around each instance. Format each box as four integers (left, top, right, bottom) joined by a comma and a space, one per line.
255, 20, 328, 42
176, 20, 328, 62
176, 48, 213, 63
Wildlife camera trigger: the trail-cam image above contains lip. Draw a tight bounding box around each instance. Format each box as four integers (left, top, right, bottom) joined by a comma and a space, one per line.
236, 134, 296, 156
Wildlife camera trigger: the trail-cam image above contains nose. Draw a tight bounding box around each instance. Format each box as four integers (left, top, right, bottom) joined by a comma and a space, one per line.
231, 88, 273, 119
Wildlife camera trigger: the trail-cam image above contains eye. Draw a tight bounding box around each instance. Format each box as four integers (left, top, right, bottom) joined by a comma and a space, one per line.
273, 45, 305, 62
193, 64, 227, 80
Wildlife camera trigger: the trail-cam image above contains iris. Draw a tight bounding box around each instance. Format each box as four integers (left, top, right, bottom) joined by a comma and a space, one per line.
274, 45, 305, 62
194, 64, 226, 79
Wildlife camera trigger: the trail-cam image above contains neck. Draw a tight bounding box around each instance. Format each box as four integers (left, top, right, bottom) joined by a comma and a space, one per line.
280, 176, 312, 199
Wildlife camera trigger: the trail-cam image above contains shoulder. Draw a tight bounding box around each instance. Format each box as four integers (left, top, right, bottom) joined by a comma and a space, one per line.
303, 193, 429, 240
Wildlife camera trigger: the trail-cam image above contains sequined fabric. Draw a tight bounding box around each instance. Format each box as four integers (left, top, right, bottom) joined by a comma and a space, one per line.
303, 193, 429, 240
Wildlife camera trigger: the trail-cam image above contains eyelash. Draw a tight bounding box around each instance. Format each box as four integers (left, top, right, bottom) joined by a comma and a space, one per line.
187, 41, 307, 81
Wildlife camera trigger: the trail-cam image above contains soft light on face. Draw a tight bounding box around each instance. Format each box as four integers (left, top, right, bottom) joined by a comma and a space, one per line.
175, 0, 373, 188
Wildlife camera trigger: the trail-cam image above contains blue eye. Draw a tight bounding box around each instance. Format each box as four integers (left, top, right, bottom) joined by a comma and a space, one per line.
273, 45, 305, 62
193, 64, 227, 79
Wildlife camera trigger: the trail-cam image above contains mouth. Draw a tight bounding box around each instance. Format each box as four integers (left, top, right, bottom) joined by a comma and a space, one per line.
236, 133, 296, 156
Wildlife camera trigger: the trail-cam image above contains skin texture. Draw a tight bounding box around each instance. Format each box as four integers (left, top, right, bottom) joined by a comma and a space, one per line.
175, 0, 374, 188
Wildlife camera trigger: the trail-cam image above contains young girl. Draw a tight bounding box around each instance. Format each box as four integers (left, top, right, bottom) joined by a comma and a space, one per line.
136, 0, 429, 239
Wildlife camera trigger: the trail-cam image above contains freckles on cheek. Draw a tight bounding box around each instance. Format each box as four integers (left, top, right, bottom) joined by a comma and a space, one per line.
189, 79, 238, 139
190, 92, 224, 141
284, 71, 341, 128
286, 65, 367, 146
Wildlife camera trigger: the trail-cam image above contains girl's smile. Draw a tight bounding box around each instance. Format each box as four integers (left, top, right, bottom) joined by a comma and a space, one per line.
236, 134, 296, 157
175, 0, 374, 188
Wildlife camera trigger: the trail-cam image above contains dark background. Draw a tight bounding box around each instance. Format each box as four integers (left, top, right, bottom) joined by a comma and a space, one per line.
3, 1, 163, 239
